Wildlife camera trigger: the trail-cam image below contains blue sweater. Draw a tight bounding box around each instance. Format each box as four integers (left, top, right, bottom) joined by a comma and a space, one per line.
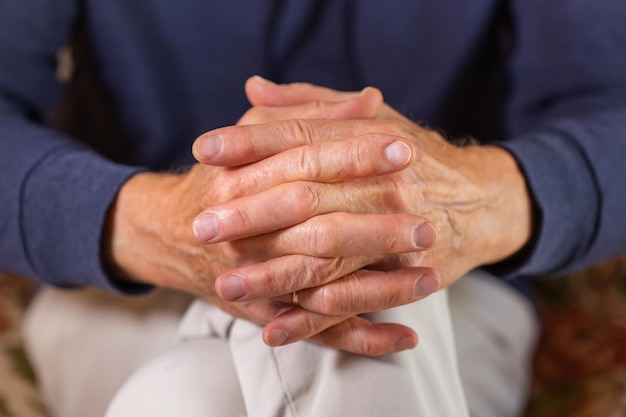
1, 1, 625, 293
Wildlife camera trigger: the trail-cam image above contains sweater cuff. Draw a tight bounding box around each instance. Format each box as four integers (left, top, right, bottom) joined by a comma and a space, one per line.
21, 146, 151, 294
490, 129, 599, 277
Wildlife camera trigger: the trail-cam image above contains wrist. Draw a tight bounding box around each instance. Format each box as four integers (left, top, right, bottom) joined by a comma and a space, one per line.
460, 145, 533, 266
103, 171, 187, 286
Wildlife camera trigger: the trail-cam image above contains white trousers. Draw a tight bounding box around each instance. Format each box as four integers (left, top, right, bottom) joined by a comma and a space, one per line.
23, 270, 538, 417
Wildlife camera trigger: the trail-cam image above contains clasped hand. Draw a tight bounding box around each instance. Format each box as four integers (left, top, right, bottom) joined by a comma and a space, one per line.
109, 77, 531, 356
188, 77, 531, 355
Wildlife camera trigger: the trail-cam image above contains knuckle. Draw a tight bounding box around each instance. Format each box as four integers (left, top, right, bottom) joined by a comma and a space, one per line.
228, 205, 254, 231
380, 218, 415, 253
361, 341, 383, 357
381, 231, 401, 253
308, 223, 336, 256
318, 273, 366, 316
352, 140, 377, 175
300, 312, 325, 338
283, 119, 315, 145
304, 257, 338, 284
295, 146, 321, 180
256, 268, 282, 295
292, 181, 322, 215
350, 325, 384, 357
387, 289, 405, 307
336, 140, 373, 179
318, 285, 342, 315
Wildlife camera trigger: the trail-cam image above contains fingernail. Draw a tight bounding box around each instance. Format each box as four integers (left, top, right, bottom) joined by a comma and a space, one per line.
266, 329, 288, 346
395, 337, 417, 351
252, 75, 275, 85
195, 135, 222, 160
193, 213, 219, 242
219, 276, 246, 300
385, 141, 412, 166
413, 223, 436, 249
414, 274, 440, 297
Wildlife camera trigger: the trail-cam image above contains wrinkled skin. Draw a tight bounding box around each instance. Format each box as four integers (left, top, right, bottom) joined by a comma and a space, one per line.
107, 77, 532, 356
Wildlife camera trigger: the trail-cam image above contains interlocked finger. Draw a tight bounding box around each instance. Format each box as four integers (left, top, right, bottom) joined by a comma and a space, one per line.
231, 134, 413, 190
194, 176, 427, 245
193, 115, 411, 168
285, 267, 440, 316
262, 310, 418, 356
215, 254, 376, 301
309, 317, 419, 356
198, 211, 435, 264
272, 213, 436, 257
245, 76, 370, 106
237, 87, 382, 126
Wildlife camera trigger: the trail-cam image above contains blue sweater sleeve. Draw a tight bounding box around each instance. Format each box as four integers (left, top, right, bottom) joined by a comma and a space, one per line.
496, 0, 626, 276
0, 1, 144, 291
